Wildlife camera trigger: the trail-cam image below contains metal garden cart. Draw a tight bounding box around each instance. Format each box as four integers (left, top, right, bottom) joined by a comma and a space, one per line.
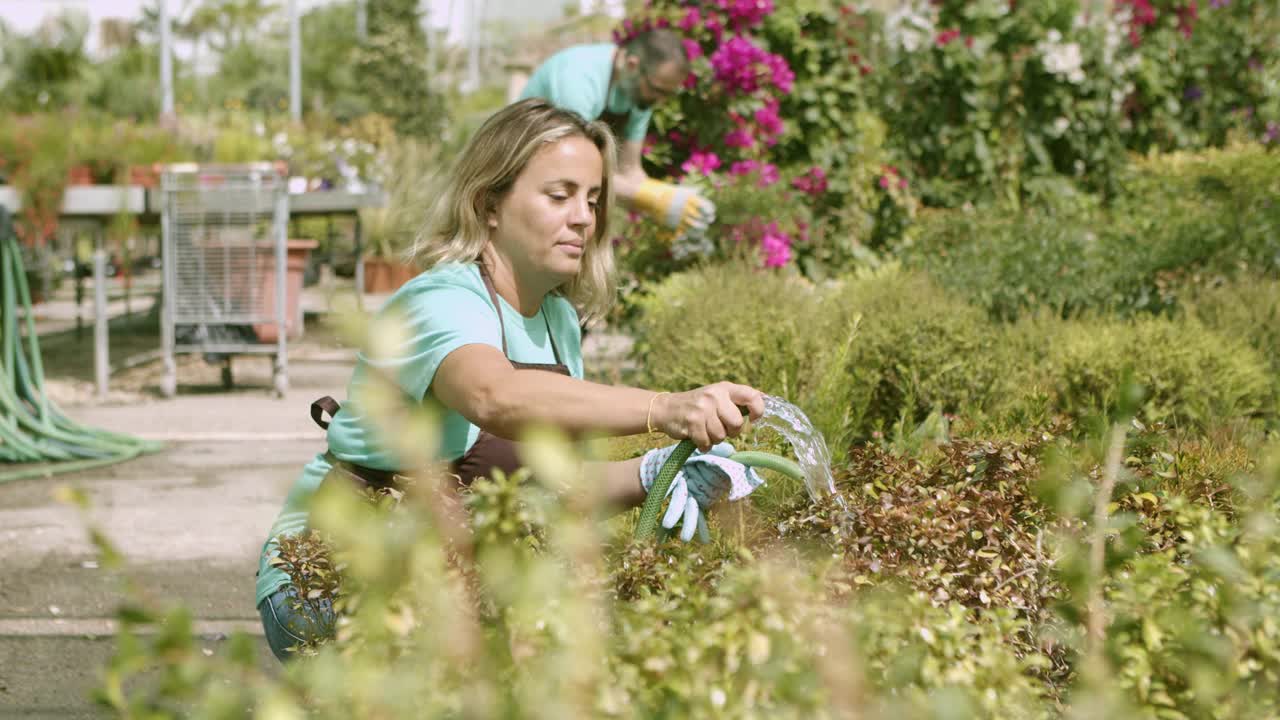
158, 163, 290, 398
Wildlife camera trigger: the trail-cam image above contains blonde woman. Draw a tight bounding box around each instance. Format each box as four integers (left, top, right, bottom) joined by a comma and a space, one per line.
255, 98, 766, 661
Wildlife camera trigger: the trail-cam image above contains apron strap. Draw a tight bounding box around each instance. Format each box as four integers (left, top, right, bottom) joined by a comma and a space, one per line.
310, 395, 341, 430
476, 262, 564, 365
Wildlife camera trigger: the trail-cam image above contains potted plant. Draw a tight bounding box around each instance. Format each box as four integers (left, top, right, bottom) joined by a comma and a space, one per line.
359, 138, 441, 293
5, 115, 72, 297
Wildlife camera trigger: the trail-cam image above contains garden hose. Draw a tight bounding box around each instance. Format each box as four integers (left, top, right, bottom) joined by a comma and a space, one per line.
633, 413, 807, 542
0, 207, 162, 483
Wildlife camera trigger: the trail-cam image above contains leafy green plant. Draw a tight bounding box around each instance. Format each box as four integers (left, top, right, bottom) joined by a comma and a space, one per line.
905, 143, 1280, 320
826, 265, 1011, 439
630, 260, 856, 446
1187, 274, 1280, 407
1015, 313, 1274, 429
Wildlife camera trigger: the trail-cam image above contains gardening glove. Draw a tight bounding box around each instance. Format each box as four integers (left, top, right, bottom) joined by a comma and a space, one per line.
640, 443, 765, 543
634, 178, 716, 240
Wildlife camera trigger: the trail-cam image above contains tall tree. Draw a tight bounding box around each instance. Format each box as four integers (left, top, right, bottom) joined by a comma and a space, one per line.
353, 0, 446, 138
1, 11, 90, 112
300, 1, 366, 120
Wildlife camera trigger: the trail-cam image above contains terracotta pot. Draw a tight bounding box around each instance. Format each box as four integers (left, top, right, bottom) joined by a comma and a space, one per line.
253, 239, 320, 343
363, 257, 417, 293
67, 164, 93, 186
127, 164, 160, 188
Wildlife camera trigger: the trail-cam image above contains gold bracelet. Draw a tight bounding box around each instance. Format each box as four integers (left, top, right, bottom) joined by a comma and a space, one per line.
646, 392, 669, 434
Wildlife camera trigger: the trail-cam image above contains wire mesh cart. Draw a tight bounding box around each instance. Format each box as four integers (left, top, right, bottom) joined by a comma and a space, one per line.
159, 163, 291, 398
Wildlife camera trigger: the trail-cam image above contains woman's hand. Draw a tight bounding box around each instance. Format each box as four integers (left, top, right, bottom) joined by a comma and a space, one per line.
651, 382, 766, 451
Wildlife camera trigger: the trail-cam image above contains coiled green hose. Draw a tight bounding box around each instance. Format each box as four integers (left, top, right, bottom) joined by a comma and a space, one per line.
0, 207, 163, 483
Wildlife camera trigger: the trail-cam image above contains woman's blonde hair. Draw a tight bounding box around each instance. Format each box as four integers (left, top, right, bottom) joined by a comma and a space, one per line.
409, 98, 618, 322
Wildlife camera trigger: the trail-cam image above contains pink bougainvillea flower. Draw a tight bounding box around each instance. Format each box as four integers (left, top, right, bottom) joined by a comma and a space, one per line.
718, 0, 775, 29
730, 159, 760, 176
683, 38, 703, 60
756, 162, 780, 187
792, 166, 828, 196
764, 53, 795, 94
760, 222, 792, 267
936, 28, 961, 47
709, 35, 794, 96
724, 125, 756, 149
682, 150, 722, 176
705, 14, 725, 42
754, 99, 785, 145
679, 7, 702, 32
1176, 2, 1198, 38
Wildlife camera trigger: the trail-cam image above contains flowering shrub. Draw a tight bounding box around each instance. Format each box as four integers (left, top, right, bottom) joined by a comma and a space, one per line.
1118, 0, 1280, 150
611, 2, 915, 287
875, 0, 1279, 203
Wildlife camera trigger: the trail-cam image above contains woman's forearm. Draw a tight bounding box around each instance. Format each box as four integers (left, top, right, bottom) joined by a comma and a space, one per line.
482, 369, 659, 439
589, 457, 646, 509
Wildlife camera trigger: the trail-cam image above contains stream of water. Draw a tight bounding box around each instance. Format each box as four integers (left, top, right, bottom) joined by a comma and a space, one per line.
754, 395, 846, 509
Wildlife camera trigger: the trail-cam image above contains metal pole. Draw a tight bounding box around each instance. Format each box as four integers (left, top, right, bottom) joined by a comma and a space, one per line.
273, 184, 290, 397
93, 249, 109, 400
350, 208, 360, 307
289, 0, 301, 122
356, 0, 367, 42
159, 0, 174, 120
466, 0, 481, 91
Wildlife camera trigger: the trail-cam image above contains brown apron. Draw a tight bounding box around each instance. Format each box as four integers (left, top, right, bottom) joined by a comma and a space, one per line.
309, 263, 570, 492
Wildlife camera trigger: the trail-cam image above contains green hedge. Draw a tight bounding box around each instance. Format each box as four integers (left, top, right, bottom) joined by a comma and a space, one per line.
1187, 274, 1280, 406
1014, 314, 1274, 429
825, 266, 1010, 439
634, 263, 1272, 445
904, 145, 1280, 321
631, 262, 853, 444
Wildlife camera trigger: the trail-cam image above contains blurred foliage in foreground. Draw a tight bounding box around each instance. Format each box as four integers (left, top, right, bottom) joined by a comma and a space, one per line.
67, 362, 1280, 717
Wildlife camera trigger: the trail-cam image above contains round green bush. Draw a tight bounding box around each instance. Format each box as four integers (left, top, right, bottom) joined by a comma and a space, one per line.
1030, 315, 1273, 427
825, 266, 1010, 438
1188, 274, 1280, 377
631, 261, 852, 440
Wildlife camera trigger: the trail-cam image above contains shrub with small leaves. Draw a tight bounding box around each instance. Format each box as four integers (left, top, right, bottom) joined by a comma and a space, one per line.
1032, 314, 1273, 428
826, 265, 1012, 439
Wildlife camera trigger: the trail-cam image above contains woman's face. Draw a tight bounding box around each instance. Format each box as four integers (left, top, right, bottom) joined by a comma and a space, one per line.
489, 135, 603, 287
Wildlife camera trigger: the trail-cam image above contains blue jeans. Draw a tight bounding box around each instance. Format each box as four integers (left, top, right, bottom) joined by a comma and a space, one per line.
258, 585, 336, 662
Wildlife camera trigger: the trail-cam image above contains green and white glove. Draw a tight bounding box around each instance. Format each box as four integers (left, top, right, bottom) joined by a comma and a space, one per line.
639, 442, 765, 543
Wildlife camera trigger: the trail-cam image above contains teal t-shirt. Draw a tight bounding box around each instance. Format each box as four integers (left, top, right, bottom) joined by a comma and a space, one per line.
519, 43, 653, 142
255, 262, 584, 605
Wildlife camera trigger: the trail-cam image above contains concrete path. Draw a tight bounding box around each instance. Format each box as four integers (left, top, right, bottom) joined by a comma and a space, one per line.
0, 349, 346, 717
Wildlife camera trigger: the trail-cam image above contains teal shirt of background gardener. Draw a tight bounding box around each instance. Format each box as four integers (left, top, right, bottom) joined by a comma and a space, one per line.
519, 43, 653, 142
255, 262, 584, 605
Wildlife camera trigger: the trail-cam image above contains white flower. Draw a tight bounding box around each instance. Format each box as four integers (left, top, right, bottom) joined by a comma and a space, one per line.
709, 688, 727, 708
1037, 35, 1086, 84
1053, 116, 1071, 135
885, 1, 935, 54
